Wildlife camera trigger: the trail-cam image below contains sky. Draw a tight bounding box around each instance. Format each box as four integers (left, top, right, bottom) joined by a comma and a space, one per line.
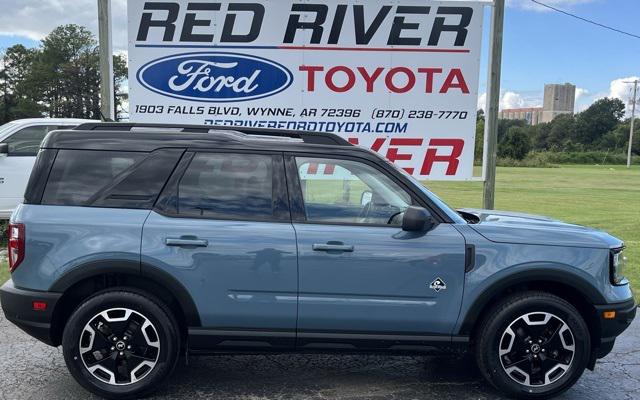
0, 0, 638, 115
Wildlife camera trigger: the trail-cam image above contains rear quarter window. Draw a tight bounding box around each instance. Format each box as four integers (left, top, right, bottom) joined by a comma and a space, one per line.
41, 149, 183, 208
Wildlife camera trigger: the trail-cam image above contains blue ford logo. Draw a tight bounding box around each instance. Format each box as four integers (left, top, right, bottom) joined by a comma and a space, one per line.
137, 52, 293, 102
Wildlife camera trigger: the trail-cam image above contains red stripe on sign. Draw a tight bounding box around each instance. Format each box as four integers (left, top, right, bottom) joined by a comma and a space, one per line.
278, 46, 470, 53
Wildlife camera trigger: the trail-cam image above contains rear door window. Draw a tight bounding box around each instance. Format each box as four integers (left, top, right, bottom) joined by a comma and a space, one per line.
177, 153, 281, 220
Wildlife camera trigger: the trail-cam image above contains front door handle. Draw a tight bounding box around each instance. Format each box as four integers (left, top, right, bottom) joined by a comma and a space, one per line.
312, 242, 354, 252
165, 237, 209, 247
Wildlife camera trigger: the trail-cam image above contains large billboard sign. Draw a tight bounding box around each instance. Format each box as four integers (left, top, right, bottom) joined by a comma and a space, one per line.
128, 1, 485, 180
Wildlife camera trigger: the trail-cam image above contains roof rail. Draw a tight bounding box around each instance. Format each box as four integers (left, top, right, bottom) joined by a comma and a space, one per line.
73, 122, 352, 146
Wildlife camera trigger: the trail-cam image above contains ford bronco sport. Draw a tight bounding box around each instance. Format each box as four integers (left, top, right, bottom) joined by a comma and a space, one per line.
1, 123, 636, 399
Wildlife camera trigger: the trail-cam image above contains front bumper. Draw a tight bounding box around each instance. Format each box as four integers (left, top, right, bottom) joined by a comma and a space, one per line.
592, 298, 637, 359
0, 279, 62, 346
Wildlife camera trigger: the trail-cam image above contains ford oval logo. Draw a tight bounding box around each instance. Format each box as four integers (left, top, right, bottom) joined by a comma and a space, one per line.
137, 52, 293, 102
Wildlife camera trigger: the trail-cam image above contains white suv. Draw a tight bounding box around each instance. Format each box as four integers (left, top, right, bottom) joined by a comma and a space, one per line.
0, 118, 97, 219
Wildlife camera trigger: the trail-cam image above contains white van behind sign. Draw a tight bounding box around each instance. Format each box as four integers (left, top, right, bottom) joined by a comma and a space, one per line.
0, 118, 97, 219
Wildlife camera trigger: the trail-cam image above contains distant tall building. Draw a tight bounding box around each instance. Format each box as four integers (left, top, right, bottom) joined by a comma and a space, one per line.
499, 107, 543, 126
542, 83, 576, 123
498, 83, 577, 126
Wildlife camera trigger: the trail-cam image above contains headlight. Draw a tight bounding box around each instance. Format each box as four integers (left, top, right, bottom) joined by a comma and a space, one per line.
611, 248, 627, 285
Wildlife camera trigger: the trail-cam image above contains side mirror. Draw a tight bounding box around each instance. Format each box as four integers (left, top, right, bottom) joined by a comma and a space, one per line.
402, 206, 435, 232
360, 190, 373, 206
0, 143, 8, 157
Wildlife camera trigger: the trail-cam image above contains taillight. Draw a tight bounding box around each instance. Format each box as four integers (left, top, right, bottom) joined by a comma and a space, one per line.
8, 223, 25, 272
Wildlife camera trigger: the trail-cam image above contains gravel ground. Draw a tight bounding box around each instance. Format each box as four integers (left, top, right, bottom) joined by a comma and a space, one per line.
0, 311, 638, 400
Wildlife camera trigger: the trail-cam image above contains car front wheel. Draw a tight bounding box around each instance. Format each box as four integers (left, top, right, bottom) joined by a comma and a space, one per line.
62, 290, 180, 399
475, 291, 591, 399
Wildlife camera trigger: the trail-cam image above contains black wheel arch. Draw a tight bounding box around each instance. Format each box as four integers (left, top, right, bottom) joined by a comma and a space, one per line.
48, 260, 201, 346
460, 268, 605, 345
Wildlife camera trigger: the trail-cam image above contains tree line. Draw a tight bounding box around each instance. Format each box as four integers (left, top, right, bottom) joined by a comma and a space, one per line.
476, 98, 639, 164
0, 24, 127, 123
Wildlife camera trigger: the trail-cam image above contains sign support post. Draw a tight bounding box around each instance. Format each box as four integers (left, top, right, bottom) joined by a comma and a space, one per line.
98, 0, 115, 121
627, 80, 637, 169
482, 0, 505, 209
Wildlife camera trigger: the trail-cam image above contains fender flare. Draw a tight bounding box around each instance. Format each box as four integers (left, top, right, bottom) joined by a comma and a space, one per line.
50, 259, 201, 326
458, 267, 606, 335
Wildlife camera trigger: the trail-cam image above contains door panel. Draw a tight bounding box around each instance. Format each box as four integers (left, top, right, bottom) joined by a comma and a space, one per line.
295, 223, 466, 335
141, 151, 298, 344
0, 155, 36, 216
288, 155, 467, 338
142, 212, 298, 330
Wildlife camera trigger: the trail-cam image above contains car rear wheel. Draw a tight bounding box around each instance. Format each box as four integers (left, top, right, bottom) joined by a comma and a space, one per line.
62, 290, 180, 399
475, 291, 591, 399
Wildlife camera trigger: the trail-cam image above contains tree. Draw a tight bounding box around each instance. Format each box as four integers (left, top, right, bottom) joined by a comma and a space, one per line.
498, 119, 527, 144
575, 98, 626, 146
547, 114, 578, 151
530, 122, 551, 151
38, 24, 103, 118
601, 118, 640, 155
499, 126, 531, 160
0, 24, 128, 123
0, 45, 41, 122
475, 117, 484, 162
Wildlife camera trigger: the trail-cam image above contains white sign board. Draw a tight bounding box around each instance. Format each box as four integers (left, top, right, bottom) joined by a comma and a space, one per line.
128, 1, 484, 180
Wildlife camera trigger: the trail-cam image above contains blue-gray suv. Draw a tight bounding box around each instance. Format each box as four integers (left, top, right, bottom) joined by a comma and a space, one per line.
1, 123, 636, 399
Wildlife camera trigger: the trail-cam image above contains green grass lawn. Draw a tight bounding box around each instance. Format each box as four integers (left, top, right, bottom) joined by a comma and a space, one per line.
0, 165, 637, 301
0, 260, 7, 286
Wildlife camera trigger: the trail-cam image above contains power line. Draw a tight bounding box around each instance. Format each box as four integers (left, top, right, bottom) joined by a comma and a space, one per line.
530, 0, 640, 40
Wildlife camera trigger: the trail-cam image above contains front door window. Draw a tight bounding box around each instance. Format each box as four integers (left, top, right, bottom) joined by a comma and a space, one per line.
296, 157, 412, 226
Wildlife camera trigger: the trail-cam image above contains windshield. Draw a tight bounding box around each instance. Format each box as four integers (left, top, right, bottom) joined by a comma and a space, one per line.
387, 160, 467, 224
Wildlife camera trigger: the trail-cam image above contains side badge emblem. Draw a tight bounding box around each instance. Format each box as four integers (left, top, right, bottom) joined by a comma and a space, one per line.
430, 278, 447, 292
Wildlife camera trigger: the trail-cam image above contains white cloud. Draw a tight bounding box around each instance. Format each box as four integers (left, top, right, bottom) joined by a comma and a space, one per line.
477, 92, 487, 111
501, 91, 526, 109
608, 77, 639, 117
507, 0, 596, 11
0, 0, 128, 51
575, 87, 589, 101
502, 91, 542, 110
572, 78, 639, 115
477, 91, 544, 111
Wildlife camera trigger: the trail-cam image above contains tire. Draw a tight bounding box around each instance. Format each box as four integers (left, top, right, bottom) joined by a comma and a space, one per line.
475, 291, 591, 399
62, 290, 180, 399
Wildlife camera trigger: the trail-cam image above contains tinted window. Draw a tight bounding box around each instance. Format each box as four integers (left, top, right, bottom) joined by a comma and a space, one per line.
296, 157, 412, 225
91, 149, 184, 209
178, 153, 275, 219
2, 125, 58, 156
42, 150, 145, 206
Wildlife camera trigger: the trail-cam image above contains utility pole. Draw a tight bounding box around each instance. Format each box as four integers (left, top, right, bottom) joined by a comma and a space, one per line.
98, 0, 115, 121
1, 51, 7, 123
482, 0, 505, 210
627, 80, 638, 169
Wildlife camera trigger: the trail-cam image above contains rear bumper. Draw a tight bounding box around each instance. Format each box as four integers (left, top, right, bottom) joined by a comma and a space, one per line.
592, 298, 637, 359
0, 279, 61, 346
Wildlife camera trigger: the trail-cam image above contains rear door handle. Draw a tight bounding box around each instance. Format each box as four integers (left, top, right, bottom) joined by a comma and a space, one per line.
312, 243, 354, 252
165, 238, 209, 247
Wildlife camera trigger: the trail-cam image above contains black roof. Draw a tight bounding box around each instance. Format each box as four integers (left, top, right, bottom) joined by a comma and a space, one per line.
41, 123, 378, 159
